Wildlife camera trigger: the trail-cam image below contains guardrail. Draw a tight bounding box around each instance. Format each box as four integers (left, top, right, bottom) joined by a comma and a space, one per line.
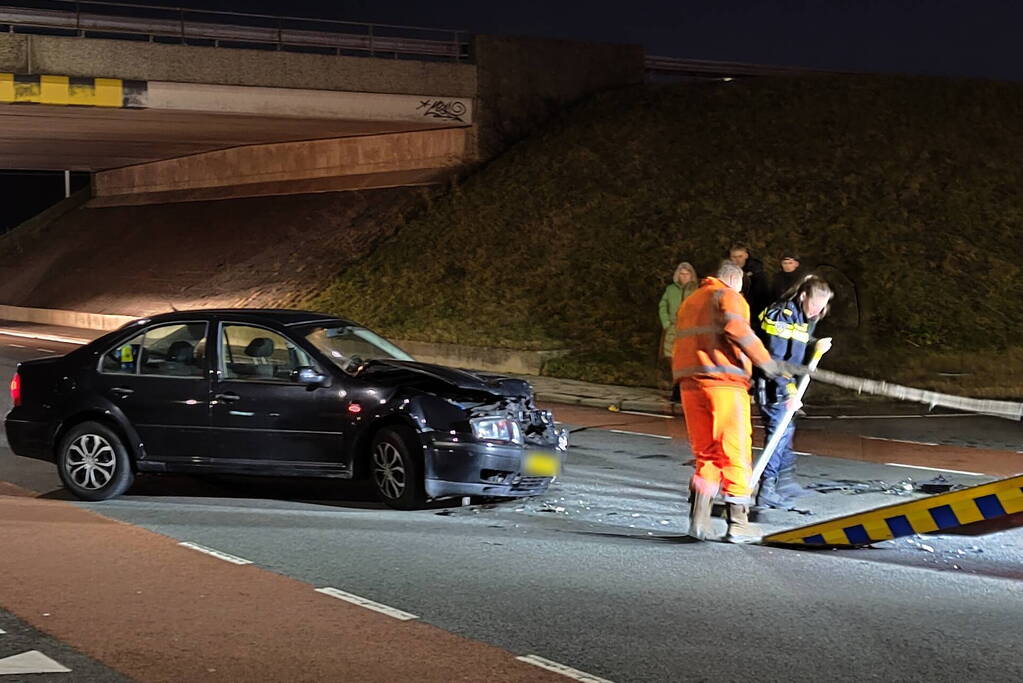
644, 55, 847, 80
0, 0, 469, 61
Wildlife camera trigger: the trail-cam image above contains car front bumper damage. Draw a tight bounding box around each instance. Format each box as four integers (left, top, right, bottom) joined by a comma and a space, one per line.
423, 432, 566, 500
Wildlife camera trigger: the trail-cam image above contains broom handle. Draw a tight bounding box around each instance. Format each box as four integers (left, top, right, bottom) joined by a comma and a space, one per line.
749, 340, 830, 487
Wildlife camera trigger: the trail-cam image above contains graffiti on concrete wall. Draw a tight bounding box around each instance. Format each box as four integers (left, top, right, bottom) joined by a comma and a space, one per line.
417, 99, 467, 122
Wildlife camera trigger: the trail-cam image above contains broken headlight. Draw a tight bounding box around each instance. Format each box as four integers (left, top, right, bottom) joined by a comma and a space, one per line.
470, 416, 523, 446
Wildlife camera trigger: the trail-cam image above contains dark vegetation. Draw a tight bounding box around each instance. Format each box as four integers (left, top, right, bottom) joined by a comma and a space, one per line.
314, 76, 1023, 395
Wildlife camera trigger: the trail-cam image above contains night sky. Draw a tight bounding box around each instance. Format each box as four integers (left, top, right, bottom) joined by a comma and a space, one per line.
137, 0, 1023, 81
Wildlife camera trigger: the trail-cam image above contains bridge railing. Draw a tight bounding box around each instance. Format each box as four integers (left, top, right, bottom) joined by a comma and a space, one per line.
644, 55, 847, 80
0, 0, 470, 61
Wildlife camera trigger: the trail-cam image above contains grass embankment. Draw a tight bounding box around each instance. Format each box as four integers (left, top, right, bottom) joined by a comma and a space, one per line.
313, 76, 1023, 396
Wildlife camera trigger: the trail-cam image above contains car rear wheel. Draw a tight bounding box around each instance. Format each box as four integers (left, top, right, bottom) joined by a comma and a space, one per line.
370, 426, 426, 510
57, 421, 134, 502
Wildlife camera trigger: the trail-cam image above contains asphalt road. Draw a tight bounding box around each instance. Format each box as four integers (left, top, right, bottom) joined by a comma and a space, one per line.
2, 338, 1023, 682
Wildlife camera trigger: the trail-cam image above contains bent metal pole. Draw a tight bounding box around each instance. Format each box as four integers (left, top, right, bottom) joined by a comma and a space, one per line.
749, 340, 830, 488
811, 369, 1023, 422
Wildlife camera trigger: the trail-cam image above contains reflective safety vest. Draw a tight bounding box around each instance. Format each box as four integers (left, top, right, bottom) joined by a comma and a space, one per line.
757, 299, 817, 402
672, 277, 773, 389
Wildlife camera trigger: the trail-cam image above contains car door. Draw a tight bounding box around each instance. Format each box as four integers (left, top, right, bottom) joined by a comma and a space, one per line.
95, 321, 211, 460
209, 322, 346, 467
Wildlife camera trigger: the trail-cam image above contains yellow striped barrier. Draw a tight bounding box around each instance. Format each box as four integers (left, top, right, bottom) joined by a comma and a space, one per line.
0, 73, 146, 108
762, 474, 1023, 547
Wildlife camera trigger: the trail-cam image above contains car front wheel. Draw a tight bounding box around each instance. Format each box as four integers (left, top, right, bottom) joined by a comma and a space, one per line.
57, 421, 134, 502
370, 426, 426, 510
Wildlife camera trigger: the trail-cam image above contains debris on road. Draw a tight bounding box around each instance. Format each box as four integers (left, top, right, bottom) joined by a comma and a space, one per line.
807, 475, 964, 497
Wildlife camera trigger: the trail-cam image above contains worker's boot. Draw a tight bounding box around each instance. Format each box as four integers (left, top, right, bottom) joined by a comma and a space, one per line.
776, 466, 810, 498
756, 476, 792, 510
688, 491, 713, 541
724, 503, 762, 544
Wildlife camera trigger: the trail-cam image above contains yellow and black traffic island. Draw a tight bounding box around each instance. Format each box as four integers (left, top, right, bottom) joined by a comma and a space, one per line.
762, 474, 1023, 547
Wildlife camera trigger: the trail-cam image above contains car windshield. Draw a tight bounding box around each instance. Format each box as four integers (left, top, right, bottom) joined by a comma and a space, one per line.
305, 325, 413, 374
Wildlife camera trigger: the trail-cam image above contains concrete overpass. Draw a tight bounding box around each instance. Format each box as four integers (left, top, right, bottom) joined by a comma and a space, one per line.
0, 2, 644, 206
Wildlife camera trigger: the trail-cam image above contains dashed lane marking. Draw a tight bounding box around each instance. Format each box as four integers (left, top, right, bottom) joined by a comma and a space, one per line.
0, 650, 72, 675
0, 628, 5, 634
884, 463, 984, 476
6, 343, 26, 348
177, 541, 252, 565
607, 429, 671, 440
315, 587, 418, 621
865, 436, 939, 447
516, 655, 613, 683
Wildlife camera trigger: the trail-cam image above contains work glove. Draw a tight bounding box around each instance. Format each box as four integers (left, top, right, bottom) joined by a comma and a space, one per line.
759, 359, 810, 379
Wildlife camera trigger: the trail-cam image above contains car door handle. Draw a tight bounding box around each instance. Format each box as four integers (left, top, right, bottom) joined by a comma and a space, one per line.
110, 387, 134, 397
215, 392, 241, 404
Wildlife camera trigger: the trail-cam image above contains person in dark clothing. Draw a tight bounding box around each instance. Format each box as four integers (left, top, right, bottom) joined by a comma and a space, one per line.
754, 275, 834, 510
770, 253, 805, 302
728, 244, 771, 320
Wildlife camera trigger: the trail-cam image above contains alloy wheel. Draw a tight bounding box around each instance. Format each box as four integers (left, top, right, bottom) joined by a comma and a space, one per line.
372, 442, 407, 499
65, 433, 117, 490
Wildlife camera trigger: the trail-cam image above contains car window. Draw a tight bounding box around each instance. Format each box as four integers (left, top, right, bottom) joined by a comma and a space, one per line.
100, 323, 207, 378
306, 325, 413, 374
220, 325, 314, 382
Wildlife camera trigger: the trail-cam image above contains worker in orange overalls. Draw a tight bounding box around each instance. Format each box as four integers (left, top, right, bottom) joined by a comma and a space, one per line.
673, 262, 806, 543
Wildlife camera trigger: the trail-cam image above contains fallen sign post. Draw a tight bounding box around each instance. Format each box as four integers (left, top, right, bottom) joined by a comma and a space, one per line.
762, 366, 1023, 547
810, 369, 1023, 422
762, 473, 1023, 547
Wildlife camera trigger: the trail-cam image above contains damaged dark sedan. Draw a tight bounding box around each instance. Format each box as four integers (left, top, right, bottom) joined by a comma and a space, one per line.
5, 309, 568, 509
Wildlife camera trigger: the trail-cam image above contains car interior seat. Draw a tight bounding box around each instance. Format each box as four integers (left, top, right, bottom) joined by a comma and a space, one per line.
164, 340, 196, 376
243, 337, 276, 378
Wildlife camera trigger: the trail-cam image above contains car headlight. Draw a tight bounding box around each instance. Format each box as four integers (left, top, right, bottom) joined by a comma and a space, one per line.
470, 416, 523, 445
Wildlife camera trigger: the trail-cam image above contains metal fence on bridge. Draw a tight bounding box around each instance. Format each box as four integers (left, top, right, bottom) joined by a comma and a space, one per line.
0, 0, 469, 61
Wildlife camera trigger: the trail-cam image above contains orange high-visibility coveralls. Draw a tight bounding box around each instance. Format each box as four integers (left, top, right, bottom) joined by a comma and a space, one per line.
673, 277, 773, 503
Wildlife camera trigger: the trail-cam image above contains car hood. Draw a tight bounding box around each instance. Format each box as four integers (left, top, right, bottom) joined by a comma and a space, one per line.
360, 359, 532, 399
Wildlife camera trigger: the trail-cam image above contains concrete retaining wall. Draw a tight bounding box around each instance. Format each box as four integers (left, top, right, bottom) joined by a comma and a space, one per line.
0, 305, 134, 331
392, 339, 566, 375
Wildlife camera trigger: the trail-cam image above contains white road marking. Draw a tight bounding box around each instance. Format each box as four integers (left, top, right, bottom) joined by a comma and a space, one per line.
0, 329, 89, 345
884, 463, 984, 476
6, 343, 26, 348
315, 587, 418, 621
178, 541, 252, 565
34, 348, 53, 353
608, 429, 671, 440
516, 655, 614, 683
865, 436, 939, 447
0, 628, 5, 634
0, 650, 72, 674
805, 413, 972, 420
617, 410, 672, 419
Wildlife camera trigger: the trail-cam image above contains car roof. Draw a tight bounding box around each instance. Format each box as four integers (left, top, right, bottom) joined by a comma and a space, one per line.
133, 309, 356, 328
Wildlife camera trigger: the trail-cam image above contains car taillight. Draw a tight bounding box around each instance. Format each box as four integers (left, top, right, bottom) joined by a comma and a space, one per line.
10, 373, 21, 407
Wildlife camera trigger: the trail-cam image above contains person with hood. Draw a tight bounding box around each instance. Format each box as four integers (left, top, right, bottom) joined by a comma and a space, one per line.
658, 261, 698, 361
728, 244, 771, 319
770, 252, 805, 302
754, 274, 834, 510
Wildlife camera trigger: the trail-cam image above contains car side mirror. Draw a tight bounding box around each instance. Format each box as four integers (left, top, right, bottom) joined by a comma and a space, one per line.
294, 366, 330, 388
